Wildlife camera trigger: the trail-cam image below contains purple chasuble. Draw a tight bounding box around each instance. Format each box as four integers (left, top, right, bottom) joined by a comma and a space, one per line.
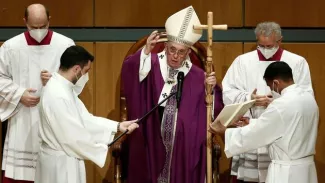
121, 50, 224, 183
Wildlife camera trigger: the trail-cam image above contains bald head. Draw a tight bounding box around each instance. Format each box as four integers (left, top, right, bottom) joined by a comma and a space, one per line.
24, 4, 50, 29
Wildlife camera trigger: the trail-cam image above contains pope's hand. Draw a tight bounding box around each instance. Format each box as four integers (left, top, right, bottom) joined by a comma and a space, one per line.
205, 72, 217, 89
144, 30, 160, 55
119, 119, 139, 134
41, 70, 52, 86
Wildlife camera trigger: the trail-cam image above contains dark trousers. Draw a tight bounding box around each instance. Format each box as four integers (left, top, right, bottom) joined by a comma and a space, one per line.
1, 120, 8, 181
2, 120, 7, 153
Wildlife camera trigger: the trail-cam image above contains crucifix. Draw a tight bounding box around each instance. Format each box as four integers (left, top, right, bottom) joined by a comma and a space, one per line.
193, 12, 227, 183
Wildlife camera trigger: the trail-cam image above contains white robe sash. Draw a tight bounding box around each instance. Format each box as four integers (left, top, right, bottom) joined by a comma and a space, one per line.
267, 156, 316, 183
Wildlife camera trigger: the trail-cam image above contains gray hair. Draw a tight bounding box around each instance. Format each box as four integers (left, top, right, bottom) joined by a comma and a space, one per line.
254, 22, 282, 39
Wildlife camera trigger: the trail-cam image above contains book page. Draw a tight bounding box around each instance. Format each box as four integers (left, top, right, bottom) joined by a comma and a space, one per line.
212, 100, 256, 127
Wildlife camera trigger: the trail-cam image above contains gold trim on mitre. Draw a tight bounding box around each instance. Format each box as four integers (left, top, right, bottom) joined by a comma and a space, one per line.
166, 35, 193, 47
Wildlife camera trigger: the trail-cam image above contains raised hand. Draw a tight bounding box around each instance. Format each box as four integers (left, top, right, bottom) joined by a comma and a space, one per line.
144, 30, 160, 55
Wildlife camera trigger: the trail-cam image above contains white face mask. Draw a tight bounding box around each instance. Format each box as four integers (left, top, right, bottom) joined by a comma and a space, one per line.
29, 29, 48, 43
74, 72, 89, 95
271, 81, 281, 99
258, 46, 279, 59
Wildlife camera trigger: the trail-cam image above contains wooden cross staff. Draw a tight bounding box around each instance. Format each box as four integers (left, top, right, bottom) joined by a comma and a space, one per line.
193, 12, 227, 183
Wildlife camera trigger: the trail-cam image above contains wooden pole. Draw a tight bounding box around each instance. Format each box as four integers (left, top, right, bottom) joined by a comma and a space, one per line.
206, 12, 214, 183
193, 11, 228, 183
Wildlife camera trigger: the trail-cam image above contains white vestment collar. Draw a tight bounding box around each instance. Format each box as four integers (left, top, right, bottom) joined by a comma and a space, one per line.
157, 50, 192, 106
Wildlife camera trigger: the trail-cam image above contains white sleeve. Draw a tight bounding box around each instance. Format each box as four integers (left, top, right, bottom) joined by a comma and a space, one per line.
139, 48, 152, 82
222, 56, 251, 105
44, 98, 112, 168
68, 39, 76, 46
0, 43, 25, 121
75, 97, 118, 144
224, 104, 285, 158
293, 58, 314, 96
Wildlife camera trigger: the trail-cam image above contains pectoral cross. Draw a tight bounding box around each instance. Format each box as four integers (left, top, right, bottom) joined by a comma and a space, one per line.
193, 12, 227, 183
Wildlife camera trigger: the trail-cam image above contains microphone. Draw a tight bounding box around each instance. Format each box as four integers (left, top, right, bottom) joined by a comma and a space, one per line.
176, 72, 184, 109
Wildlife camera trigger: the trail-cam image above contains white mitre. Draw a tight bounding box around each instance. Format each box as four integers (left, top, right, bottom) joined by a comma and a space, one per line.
165, 6, 202, 47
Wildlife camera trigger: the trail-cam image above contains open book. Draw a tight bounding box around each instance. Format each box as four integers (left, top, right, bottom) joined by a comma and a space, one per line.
212, 100, 256, 127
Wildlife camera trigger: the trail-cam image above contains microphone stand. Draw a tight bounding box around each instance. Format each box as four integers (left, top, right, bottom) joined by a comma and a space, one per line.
108, 92, 177, 147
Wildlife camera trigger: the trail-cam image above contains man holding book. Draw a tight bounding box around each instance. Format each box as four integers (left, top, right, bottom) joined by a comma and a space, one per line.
210, 61, 318, 183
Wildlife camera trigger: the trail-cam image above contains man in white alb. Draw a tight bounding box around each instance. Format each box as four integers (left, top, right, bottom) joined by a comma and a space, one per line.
35, 45, 139, 183
0, 4, 75, 183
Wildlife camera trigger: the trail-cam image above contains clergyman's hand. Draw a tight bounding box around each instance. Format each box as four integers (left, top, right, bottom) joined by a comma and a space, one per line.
208, 119, 226, 136
231, 117, 250, 127
251, 88, 273, 107
41, 70, 52, 86
20, 88, 40, 107
119, 119, 139, 134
